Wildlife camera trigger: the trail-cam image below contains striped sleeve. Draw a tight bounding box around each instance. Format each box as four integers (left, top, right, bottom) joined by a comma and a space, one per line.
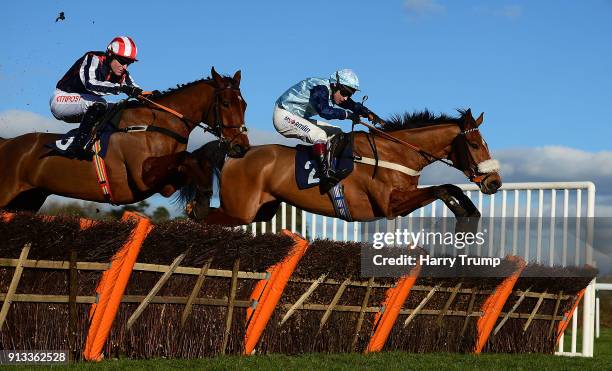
124, 72, 140, 88
79, 54, 121, 95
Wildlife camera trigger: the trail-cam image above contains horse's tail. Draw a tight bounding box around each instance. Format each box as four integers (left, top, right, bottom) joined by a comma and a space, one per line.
176, 140, 229, 210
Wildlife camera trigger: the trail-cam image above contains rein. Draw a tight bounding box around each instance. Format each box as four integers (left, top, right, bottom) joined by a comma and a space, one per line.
358, 120, 454, 167
357, 120, 488, 183
136, 86, 246, 146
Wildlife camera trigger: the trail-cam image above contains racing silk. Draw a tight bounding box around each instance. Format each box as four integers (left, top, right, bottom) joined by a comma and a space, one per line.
56, 51, 138, 96
276, 77, 368, 120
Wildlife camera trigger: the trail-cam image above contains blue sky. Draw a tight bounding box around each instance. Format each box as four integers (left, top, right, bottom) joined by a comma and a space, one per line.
1, 0, 612, 219
2, 0, 611, 150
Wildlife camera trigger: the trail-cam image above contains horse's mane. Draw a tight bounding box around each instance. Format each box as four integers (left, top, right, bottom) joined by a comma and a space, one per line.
126, 75, 235, 108
381, 109, 468, 132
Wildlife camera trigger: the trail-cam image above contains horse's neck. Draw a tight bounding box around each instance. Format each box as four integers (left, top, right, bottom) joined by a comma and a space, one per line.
156, 82, 214, 129
388, 124, 460, 168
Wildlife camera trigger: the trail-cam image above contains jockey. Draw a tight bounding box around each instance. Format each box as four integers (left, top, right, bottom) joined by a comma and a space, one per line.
273, 69, 382, 184
50, 36, 143, 158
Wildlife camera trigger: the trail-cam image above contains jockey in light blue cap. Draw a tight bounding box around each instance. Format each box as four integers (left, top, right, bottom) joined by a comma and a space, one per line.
273, 69, 382, 185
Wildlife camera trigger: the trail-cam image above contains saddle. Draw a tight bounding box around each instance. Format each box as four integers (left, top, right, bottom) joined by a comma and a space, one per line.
46, 102, 125, 159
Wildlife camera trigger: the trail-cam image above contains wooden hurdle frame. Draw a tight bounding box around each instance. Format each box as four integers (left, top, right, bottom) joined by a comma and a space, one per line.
0, 210, 592, 360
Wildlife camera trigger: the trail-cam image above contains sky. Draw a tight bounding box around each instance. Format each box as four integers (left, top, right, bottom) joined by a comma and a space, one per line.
1, 0, 611, 218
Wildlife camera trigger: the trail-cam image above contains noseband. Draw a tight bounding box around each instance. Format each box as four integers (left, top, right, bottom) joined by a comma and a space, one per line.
456, 127, 499, 184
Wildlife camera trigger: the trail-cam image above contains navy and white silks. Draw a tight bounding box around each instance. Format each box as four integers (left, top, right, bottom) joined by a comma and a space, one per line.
273, 77, 368, 144
50, 51, 138, 123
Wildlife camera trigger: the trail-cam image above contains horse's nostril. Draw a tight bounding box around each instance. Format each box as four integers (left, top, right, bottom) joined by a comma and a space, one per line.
490, 180, 500, 190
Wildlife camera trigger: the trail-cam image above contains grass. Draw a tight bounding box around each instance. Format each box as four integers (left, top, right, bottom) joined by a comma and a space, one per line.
12, 328, 611, 370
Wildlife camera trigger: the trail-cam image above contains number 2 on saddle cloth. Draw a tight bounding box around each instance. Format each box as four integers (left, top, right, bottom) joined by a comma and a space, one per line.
294, 133, 354, 221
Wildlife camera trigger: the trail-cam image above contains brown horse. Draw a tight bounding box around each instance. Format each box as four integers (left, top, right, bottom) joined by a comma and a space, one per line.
0, 67, 249, 212
181, 109, 501, 226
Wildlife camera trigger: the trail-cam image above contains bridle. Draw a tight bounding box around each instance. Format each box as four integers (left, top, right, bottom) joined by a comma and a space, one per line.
358, 120, 495, 184
201, 85, 248, 149
453, 127, 492, 184
136, 83, 247, 147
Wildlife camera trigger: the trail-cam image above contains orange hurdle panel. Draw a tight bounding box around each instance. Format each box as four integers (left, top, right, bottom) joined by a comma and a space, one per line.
243, 230, 309, 355
366, 264, 421, 353
83, 211, 152, 361
474, 256, 526, 354
556, 288, 585, 344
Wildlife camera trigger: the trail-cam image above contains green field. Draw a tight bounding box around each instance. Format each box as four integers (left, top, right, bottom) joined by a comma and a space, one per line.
12, 328, 611, 370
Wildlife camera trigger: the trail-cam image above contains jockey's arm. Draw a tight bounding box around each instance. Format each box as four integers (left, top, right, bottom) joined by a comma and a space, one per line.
80, 54, 122, 96
309, 85, 348, 120
124, 72, 140, 88
339, 98, 370, 116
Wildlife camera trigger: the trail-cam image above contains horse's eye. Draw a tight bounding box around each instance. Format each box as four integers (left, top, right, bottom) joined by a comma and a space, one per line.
222, 101, 230, 107
469, 142, 479, 149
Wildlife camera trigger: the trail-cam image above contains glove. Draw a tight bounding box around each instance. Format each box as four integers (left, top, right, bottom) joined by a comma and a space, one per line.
367, 111, 384, 125
120, 84, 143, 98
346, 110, 361, 122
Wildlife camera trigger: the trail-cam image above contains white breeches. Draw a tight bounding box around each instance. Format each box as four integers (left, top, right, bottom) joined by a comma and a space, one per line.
272, 106, 342, 144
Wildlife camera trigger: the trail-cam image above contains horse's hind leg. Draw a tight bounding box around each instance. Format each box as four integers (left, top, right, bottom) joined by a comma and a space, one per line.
4, 188, 49, 213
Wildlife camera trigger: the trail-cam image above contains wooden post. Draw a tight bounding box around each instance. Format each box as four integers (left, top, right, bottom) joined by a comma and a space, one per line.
493, 287, 531, 336
437, 282, 462, 325
352, 277, 375, 351
181, 258, 212, 327
319, 277, 350, 331
460, 288, 477, 337
221, 258, 240, 355
523, 291, 547, 332
549, 291, 563, 337
68, 249, 78, 361
126, 252, 186, 330
280, 274, 326, 326
404, 284, 440, 328
0, 243, 31, 330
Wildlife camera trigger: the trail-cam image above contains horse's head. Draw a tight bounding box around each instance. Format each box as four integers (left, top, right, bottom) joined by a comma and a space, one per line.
449, 109, 502, 194
208, 67, 250, 157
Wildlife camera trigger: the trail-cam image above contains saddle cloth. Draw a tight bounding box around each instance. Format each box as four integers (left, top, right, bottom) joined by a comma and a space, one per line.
294, 134, 354, 190
46, 105, 123, 159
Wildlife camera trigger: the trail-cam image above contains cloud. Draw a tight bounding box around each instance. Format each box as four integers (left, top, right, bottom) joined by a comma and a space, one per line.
404, 0, 446, 17
0, 109, 73, 138
420, 146, 612, 215
472, 4, 523, 20
3, 110, 610, 215
0, 109, 299, 151
499, 5, 522, 19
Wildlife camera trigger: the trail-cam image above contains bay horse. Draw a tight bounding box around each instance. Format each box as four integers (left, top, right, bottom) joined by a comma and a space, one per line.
181, 109, 501, 226
0, 67, 249, 212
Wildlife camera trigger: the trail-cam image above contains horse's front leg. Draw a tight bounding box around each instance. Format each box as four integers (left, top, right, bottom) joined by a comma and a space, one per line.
387, 184, 480, 234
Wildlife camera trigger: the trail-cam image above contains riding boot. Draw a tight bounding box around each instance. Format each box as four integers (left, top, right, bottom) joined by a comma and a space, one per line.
66, 102, 106, 159
313, 142, 329, 179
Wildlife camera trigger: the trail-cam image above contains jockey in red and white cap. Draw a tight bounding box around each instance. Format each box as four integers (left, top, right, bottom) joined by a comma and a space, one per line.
50, 36, 143, 158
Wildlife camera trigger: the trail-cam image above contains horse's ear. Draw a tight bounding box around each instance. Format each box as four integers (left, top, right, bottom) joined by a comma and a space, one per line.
475, 112, 484, 126
233, 70, 241, 87
211, 67, 224, 86
465, 108, 473, 120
